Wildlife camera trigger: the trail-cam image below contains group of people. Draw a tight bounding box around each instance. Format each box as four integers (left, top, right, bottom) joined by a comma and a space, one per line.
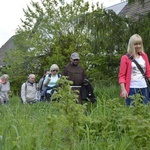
1, 33, 149, 106
0, 52, 94, 105
20, 52, 95, 104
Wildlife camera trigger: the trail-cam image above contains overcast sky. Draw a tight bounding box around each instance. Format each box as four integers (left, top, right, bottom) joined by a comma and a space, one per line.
0, 0, 121, 47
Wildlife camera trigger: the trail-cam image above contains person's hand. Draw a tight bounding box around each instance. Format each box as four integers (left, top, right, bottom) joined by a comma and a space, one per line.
7, 91, 10, 94
44, 78, 51, 86
23, 101, 27, 104
22, 99, 27, 104
121, 89, 128, 99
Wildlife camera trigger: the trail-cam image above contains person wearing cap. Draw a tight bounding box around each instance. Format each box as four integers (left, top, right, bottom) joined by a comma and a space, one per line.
62, 52, 87, 104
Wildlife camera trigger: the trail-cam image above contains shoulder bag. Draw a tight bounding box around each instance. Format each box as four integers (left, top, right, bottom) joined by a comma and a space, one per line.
126, 53, 150, 87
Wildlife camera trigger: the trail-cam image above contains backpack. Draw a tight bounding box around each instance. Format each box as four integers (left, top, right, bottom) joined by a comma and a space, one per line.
39, 76, 46, 91
48, 73, 61, 78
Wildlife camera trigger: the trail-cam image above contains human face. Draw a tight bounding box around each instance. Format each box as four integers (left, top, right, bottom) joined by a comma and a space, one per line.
29, 76, 35, 83
0, 79, 7, 84
71, 58, 79, 66
46, 71, 50, 75
134, 42, 142, 53
51, 68, 59, 75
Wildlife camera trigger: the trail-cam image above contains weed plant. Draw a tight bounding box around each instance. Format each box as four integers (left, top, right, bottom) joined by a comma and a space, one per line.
1, 78, 150, 149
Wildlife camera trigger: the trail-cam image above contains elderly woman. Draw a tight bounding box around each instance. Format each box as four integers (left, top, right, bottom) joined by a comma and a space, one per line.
0, 74, 10, 104
42, 64, 61, 102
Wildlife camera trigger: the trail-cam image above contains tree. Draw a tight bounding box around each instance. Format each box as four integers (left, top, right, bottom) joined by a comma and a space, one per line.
2, 0, 98, 93
3, 0, 150, 93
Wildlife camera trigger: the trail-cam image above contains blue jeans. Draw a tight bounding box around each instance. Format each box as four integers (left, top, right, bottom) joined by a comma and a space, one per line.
40, 88, 47, 101
126, 88, 149, 106
40, 86, 58, 101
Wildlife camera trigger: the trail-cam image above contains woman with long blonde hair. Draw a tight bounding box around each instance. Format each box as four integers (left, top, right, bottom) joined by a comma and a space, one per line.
118, 34, 150, 106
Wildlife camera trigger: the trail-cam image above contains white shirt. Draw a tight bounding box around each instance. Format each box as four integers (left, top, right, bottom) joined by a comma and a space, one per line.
130, 56, 147, 88
0, 81, 10, 100
44, 74, 60, 94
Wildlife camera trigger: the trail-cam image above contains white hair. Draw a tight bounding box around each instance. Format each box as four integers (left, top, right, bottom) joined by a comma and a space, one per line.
28, 74, 35, 79
0, 74, 9, 80
50, 64, 59, 72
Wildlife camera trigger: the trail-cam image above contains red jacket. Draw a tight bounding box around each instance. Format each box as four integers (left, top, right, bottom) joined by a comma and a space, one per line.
118, 52, 150, 95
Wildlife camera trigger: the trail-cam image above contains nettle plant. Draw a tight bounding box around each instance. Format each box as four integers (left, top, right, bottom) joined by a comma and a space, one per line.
45, 76, 89, 146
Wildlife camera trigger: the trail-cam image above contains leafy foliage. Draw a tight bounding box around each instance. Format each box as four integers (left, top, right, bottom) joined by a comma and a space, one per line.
1, 85, 150, 149
1, 0, 150, 93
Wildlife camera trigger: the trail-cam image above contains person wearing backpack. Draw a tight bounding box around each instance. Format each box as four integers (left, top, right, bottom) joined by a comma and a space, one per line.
38, 69, 50, 101
42, 64, 61, 102
21, 74, 37, 104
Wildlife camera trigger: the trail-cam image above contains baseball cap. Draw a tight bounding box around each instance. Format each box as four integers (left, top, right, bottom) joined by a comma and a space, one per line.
71, 52, 80, 59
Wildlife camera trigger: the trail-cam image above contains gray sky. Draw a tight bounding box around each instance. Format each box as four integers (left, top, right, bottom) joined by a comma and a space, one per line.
0, 0, 121, 47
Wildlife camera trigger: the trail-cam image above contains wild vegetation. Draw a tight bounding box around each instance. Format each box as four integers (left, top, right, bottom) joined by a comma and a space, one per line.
1, 77, 150, 149
1, 0, 150, 94
0, 0, 150, 149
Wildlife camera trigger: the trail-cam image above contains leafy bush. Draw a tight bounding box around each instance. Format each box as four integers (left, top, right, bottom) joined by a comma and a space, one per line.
1, 82, 150, 149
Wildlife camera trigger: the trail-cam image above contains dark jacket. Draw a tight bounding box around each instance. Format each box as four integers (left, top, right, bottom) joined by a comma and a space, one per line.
62, 63, 86, 86
81, 79, 96, 103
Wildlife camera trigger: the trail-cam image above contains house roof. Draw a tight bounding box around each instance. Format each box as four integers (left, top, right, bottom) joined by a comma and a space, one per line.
0, 35, 16, 67
119, 0, 150, 19
106, 1, 128, 14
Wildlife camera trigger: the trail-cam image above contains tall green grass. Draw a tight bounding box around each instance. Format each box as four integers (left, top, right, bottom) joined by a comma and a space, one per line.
1, 80, 150, 150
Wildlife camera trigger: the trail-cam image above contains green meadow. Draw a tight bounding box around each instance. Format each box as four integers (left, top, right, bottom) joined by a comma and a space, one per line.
0, 86, 150, 150
1, 82, 150, 150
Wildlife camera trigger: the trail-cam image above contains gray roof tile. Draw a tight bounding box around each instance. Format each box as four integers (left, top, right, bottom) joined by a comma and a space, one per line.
119, 0, 150, 19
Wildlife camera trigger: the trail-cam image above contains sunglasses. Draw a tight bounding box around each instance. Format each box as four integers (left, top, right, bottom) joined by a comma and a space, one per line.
52, 70, 58, 72
73, 59, 79, 61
